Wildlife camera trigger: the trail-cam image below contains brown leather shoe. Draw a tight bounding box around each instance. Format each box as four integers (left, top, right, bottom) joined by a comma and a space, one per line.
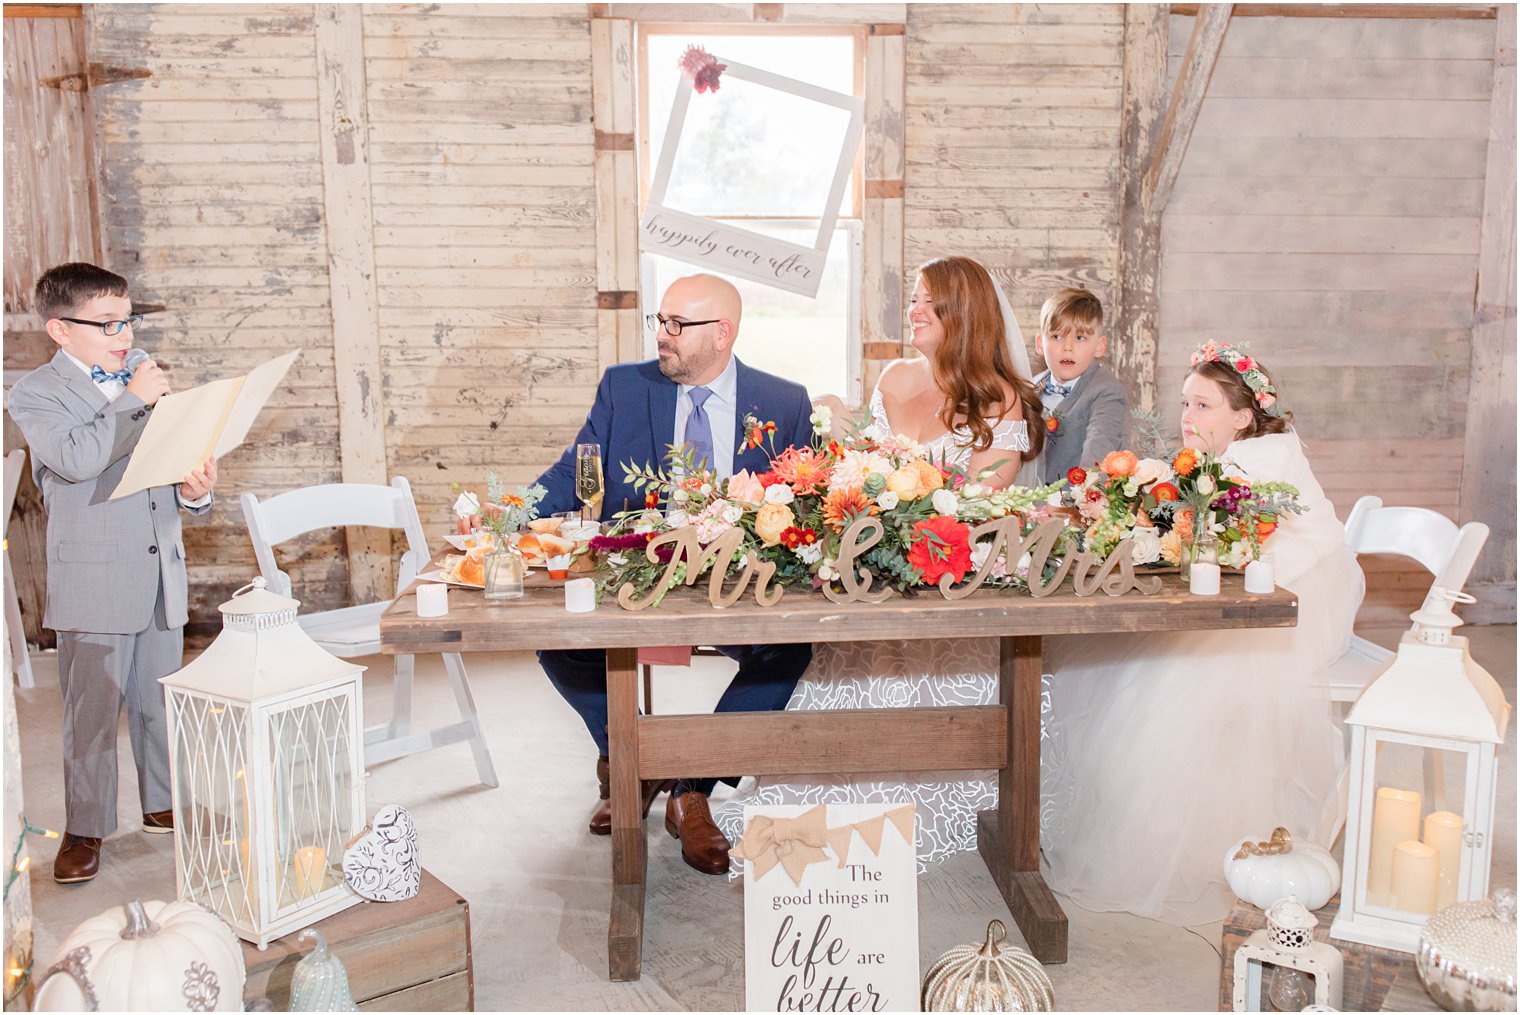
142, 810, 174, 834
664, 791, 731, 875
53, 833, 102, 884
587, 757, 675, 835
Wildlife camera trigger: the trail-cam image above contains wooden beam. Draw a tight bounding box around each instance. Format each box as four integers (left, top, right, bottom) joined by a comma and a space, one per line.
3, 4, 81, 17
1144, 2, 1232, 218
1112, 3, 1169, 414
1172, 3, 1494, 17
861, 28, 905, 400
314, 4, 392, 605
592, 17, 641, 371
1461, 3, 1516, 617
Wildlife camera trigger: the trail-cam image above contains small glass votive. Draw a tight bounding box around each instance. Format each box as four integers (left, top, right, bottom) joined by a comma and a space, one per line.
416, 583, 448, 617
565, 577, 596, 613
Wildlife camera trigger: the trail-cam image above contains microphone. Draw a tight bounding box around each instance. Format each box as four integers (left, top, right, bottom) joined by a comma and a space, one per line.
125, 348, 150, 372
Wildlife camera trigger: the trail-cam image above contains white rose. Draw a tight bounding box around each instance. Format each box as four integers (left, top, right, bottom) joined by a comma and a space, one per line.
1224, 541, 1253, 569
810, 405, 833, 431
797, 543, 823, 565
1125, 527, 1163, 565
875, 490, 899, 511
1123, 479, 1139, 497
818, 557, 839, 582
667, 509, 688, 528
722, 502, 743, 525
932, 489, 959, 517
699, 483, 712, 496
764, 484, 795, 505
1196, 473, 1216, 496
1132, 458, 1174, 488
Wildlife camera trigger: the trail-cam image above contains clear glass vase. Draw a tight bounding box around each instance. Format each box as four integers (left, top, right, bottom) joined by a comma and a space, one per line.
1181, 528, 1219, 582
483, 536, 526, 600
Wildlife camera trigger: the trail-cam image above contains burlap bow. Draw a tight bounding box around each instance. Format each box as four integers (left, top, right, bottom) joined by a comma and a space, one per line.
732, 804, 917, 886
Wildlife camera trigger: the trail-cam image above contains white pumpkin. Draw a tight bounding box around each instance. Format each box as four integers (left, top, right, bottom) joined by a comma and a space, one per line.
1224, 827, 1340, 911
35, 899, 245, 1012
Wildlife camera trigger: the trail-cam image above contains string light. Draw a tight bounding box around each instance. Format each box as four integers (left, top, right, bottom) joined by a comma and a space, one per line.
4, 818, 59, 901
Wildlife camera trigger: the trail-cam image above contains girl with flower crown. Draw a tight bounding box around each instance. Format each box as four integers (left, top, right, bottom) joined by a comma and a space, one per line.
1038, 343, 1365, 924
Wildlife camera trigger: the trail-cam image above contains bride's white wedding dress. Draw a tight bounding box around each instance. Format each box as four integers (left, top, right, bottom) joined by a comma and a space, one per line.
713, 388, 1029, 871
1040, 430, 1363, 924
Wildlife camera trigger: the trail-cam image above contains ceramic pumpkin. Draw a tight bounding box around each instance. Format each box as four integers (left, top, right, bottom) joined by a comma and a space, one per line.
34, 899, 245, 1012
1224, 827, 1340, 911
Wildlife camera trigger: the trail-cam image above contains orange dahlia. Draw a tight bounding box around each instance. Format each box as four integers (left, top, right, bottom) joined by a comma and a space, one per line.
770, 446, 833, 496
823, 485, 879, 531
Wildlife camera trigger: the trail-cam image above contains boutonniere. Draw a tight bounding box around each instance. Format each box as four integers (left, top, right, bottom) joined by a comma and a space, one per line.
1045, 410, 1064, 435
740, 411, 777, 454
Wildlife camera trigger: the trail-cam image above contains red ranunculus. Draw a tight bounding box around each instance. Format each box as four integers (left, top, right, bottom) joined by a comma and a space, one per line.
1150, 481, 1179, 502
907, 515, 973, 586
1067, 467, 1087, 486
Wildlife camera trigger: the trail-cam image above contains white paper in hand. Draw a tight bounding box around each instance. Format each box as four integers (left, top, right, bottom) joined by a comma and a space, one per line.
110, 349, 301, 500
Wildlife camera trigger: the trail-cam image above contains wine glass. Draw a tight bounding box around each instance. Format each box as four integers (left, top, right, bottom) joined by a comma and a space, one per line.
575, 443, 604, 524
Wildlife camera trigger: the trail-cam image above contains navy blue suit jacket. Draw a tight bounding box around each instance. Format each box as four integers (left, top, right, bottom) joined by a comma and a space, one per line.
536, 358, 814, 520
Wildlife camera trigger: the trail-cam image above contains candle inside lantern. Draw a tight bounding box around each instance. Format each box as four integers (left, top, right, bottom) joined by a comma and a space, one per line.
1389, 840, 1439, 914
1366, 786, 1421, 903
292, 846, 327, 900
1422, 810, 1464, 910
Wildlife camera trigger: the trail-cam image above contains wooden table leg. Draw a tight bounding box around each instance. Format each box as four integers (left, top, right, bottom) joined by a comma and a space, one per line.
977, 634, 1068, 963
606, 646, 646, 981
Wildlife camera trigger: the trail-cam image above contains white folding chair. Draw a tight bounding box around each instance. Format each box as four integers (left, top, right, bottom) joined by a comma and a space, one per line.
1328, 496, 1490, 703
241, 477, 498, 787
4, 448, 34, 688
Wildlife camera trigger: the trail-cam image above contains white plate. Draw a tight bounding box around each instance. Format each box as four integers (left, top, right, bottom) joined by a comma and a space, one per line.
417, 569, 483, 590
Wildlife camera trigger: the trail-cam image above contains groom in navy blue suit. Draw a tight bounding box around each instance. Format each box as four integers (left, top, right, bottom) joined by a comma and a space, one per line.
535, 274, 814, 875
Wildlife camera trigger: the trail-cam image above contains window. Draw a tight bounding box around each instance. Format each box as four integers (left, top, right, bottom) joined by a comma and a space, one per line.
638, 28, 864, 402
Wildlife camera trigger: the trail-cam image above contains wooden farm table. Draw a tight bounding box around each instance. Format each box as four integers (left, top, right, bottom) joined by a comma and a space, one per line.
380, 570, 1297, 981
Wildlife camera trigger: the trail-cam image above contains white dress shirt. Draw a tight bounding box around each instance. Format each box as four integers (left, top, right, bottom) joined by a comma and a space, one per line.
672, 355, 738, 479
1041, 370, 1085, 411
63, 350, 211, 508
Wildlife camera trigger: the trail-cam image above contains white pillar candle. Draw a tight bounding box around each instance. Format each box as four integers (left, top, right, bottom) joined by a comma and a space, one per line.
1367, 787, 1422, 903
1423, 810, 1465, 909
1243, 558, 1275, 594
292, 846, 327, 900
566, 577, 597, 613
1389, 840, 1440, 915
416, 583, 449, 618
1189, 561, 1221, 596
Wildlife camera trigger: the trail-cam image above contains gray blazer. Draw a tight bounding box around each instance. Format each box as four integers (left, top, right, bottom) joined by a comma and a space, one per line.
6, 351, 210, 634
1032, 360, 1132, 485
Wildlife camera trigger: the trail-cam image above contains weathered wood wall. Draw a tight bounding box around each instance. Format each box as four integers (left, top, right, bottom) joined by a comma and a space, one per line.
3, 2, 1513, 640
1157, 10, 1508, 624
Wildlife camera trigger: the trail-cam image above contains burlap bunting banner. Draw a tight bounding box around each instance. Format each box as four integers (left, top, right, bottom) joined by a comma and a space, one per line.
731, 804, 915, 885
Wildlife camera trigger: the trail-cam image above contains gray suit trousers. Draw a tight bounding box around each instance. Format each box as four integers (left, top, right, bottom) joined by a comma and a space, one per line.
57, 579, 179, 837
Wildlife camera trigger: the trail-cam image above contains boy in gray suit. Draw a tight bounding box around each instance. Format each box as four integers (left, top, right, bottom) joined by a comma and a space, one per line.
1030, 287, 1131, 485
7, 263, 217, 884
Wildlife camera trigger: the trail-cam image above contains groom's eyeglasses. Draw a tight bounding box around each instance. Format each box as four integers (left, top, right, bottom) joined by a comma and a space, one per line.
646, 314, 720, 337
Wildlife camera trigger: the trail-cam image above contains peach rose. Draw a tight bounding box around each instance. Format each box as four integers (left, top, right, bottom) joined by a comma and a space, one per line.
887, 466, 926, 501
726, 468, 765, 505
1101, 450, 1139, 478
754, 502, 795, 546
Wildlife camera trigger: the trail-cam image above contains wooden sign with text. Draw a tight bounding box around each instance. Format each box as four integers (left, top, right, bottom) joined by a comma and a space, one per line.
735, 803, 919, 1013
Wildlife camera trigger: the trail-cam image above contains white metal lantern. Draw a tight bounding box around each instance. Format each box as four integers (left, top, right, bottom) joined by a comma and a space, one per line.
160, 579, 366, 949
1331, 588, 1512, 953
1233, 896, 1344, 1011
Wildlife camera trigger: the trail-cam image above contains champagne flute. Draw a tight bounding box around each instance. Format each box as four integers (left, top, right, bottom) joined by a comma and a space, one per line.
575, 443, 604, 524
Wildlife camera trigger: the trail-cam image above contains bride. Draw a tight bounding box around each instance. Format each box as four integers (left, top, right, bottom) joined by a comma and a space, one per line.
713, 255, 1044, 867
1040, 345, 1364, 923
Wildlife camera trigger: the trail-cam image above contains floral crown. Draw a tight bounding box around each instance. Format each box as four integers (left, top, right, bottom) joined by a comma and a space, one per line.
1190, 341, 1282, 417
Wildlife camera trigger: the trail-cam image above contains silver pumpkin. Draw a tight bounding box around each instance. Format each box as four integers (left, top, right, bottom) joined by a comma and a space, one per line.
1416, 888, 1518, 1012
922, 920, 1055, 1012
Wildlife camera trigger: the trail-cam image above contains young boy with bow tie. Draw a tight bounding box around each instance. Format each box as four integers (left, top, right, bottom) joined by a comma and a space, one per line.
7, 262, 217, 884
1030, 287, 1131, 484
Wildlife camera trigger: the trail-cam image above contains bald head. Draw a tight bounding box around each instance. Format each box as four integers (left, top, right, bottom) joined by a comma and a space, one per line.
655, 274, 743, 385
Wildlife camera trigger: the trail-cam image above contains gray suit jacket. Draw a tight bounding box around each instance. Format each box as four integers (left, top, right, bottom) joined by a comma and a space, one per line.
6, 351, 210, 634
1032, 360, 1132, 485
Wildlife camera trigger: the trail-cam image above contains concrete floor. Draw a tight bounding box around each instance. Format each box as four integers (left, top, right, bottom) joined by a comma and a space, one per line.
13, 625, 1517, 1012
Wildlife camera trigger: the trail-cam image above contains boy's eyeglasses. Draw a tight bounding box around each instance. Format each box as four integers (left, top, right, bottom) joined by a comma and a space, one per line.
59, 314, 143, 337
645, 314, 720, 337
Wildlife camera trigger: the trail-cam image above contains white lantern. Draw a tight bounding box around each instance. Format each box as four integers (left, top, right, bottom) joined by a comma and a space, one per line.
160, 579, 366, 949
1331, 588, 1512, 953
1232, 896, 1344, 1011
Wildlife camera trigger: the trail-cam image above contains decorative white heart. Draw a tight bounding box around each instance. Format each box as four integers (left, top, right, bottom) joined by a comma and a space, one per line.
343, 804, 420, 902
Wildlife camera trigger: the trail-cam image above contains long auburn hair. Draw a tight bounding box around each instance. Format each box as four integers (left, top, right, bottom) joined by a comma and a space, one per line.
917, 256, 1044, 460
1185, 360, 1293, 439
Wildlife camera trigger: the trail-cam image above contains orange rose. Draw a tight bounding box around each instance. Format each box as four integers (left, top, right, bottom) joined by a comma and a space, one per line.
1172, 448, 1199, 477
754, 503, 795, 547
1101, 450, 1139, 478
910, 460, 945, 495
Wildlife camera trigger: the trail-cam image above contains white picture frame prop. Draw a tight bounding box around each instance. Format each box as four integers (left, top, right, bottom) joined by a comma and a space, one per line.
734, 802, 919, 1012
640, 58, 864, 298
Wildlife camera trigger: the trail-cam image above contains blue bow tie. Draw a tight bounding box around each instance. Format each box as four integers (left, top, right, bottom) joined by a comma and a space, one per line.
1043, 378, 1074, 397
91, 365, 132, 385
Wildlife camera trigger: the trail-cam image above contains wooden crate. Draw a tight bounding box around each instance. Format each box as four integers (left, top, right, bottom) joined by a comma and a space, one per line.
242, 869, 472, 1011
1219, 895, 1404, 1012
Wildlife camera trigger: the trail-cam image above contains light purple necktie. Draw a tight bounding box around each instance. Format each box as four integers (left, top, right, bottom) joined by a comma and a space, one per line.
684, 386, 715, 473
